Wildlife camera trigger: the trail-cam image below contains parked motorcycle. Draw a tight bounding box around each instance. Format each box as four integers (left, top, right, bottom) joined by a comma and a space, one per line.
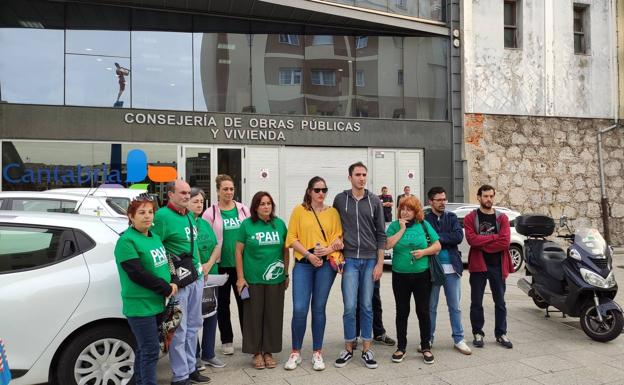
516, 214, 623, 342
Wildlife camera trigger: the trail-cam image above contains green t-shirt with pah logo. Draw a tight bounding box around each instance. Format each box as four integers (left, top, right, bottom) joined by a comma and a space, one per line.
152, 207, 202, 278
237, 217, 287, 285
196, 217, 219, 275
220, 207, 243, 268
114, 227, 171, 317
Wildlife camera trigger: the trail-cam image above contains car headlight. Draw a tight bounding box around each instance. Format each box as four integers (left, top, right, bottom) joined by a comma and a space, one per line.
580, 268, 616, 289
569, 249, 582, 261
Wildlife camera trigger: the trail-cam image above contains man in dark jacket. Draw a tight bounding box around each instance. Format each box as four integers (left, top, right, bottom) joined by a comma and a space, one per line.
465, 184, 513, 349
425, 187, 471, 355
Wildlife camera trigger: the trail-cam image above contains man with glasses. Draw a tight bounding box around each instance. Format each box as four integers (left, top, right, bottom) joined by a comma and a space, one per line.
333, 162, 386, 369
153, 180, 211, 385
425, 187, 471, 355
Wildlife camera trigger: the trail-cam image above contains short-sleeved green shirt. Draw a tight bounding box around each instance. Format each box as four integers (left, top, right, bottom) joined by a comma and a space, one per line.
196, 217, 219, 274
220, 207, 243, 268
114, 227, 171, 317
152, 206, 202, 278
387, 220, 440, 273
237, 217, 287, 285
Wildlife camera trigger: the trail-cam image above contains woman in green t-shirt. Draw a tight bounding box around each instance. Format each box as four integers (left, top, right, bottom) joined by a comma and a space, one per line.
188, 188, 226, 370
114, 195, 177, 385
386, 196, 441, 365
235, 191, 289, 370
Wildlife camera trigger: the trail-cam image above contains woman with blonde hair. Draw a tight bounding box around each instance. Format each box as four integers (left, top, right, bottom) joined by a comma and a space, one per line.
386, 196, 441, 364
202, 174, 250, 356
284, 176, 343, 371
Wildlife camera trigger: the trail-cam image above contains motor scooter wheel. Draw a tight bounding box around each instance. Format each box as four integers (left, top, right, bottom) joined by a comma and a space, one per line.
579, 304, 624, 342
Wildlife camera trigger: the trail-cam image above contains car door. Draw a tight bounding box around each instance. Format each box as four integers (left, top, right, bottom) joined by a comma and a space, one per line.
0, 223, 90, 371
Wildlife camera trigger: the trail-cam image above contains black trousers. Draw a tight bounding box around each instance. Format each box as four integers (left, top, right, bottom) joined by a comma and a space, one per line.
392, 270, 432, 351
356, 280, 386, 337
217, 266, 244, 344
242, 283, 285, 354
470, 264, 507, 337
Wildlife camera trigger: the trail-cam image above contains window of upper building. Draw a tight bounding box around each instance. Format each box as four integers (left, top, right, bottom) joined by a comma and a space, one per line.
312, 35, 334, 45
356, 36, 368, 49
279, 68, 302, 85
278, 34, 299, 46
574, 4, 590, 55
356, 70, 365, 87
311, 70, 336, 86
504, 0, 521, 49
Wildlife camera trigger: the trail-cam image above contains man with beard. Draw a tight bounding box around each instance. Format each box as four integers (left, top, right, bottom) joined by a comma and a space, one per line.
464, 185, 514, 349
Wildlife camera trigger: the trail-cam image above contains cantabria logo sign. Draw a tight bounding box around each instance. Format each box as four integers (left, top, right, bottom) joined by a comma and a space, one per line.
3, 149, 177, 184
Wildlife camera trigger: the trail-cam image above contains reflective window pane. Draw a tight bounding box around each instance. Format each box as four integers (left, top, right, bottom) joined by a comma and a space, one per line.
194, 33, 251, 113
132, 31, 193, 110
355, 0, 388, 12
66, 55, 131, 107
66, 30, 130, 57
0, 28, 64, 105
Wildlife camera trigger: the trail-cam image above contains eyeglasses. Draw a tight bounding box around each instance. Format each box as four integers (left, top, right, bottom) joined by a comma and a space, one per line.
133, 192, 155, 202
313, 188, 328, 194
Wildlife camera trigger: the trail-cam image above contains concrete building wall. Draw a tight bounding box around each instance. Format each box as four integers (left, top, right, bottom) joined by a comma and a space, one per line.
463, 0, 616, 118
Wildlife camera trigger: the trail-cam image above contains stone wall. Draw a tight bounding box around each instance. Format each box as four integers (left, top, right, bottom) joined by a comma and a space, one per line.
464, 113, 624, 245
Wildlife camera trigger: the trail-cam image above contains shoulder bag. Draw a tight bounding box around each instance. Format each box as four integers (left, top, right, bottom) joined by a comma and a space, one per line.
421, 222, 445, 286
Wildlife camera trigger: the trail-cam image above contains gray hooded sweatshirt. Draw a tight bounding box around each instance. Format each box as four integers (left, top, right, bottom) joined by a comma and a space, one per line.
333, 189, 386, 259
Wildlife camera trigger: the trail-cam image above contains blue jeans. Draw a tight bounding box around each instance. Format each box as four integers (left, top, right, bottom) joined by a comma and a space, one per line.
341, 258, 376, 342
200, 314, 218, 360
430, 273, 464, 344
291, 261, 337, 351
127, 315, 160, 385
169, 278, 203, 382
470, 264, 507, 337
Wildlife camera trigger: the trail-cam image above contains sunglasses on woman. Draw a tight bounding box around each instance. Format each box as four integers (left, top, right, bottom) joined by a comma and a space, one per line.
312, 188, 328, 193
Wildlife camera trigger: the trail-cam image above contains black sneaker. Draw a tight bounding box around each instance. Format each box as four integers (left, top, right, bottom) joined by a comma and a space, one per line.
374, 333, 396, 346
171, 379, 190, 385
473, 333, 484, 348
361, 349, 378, 369
496, 334, 513, 349
334, 349, 353, 368
189, 370, 211, 384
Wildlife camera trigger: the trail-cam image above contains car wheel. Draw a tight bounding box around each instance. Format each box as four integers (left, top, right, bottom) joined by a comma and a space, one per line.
56, 324, 136, 385
510, 245, 523, 272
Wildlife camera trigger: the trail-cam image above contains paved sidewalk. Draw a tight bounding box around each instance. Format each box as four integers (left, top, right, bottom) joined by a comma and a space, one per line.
157, 260, 624, 385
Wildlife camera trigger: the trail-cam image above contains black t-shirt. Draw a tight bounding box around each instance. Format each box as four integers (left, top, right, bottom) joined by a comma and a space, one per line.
477, 210, 501, 266
379, 194, 393, 222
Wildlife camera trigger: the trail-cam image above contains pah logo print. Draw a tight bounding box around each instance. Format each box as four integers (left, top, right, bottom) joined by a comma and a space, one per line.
263, 260, 285, 281
126, 149, 177, 183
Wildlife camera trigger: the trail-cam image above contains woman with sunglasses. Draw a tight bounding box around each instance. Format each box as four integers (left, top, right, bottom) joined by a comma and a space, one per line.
202, 174, 250, 355
284, 177, 343, 371
114, 195, 177, 385
235, 191, 289, 370
386, 196, 441, 365
188, 188, 226, 369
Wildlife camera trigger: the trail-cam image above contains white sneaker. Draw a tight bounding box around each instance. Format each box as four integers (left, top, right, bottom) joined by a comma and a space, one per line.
454, 340, 472, 355
312, 351, 325, 371
221, 343, 234, 355
284, 352, 302, 370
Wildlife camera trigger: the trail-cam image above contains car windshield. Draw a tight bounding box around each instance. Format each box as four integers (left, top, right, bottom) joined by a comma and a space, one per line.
574, 228, 607, 256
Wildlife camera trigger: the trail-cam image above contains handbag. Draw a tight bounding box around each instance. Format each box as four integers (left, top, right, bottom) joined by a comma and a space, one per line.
202, 285, 218, 318
158, 298, 183, 353
169, 215, 199, 288
0, 338, 11, 385
311, 208, 345, 273
421, 222, 445, 286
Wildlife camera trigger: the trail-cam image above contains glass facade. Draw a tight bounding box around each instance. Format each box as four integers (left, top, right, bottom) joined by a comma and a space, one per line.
0, 1, 449, 120
325, 0, 445, 22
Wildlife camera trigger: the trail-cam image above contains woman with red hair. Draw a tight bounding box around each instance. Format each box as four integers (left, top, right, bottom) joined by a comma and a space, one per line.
385, 196, 441, 365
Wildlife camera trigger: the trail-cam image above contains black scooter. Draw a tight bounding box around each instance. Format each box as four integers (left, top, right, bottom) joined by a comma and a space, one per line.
516, 214, 623, 342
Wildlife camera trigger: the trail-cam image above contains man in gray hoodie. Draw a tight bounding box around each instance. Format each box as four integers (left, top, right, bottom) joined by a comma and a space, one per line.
333, 162, 386, 369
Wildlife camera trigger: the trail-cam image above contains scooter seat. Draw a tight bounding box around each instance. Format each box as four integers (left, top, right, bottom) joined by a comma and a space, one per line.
541, 242, 566, 280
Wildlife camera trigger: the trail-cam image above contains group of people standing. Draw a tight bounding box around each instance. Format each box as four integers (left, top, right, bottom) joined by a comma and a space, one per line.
114, 162, 514, 385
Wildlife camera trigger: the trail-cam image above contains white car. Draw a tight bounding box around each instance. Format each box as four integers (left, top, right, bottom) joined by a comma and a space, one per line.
0, 191, 127, 218
453, 206, 525, 271
47, 187, 149, 213
0, 211, 131, 385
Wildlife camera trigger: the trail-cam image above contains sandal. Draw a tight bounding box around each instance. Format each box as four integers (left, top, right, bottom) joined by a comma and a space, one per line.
263, 353, 277, 369
391, 350, 406, 363
253, 353, 265, 370
422, 349, 434, 365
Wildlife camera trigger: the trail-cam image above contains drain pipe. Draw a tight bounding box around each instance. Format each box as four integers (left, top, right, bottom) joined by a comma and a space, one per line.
597, 123, 619, 245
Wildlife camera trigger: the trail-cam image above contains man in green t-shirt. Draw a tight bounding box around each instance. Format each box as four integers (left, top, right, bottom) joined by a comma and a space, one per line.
152, 180, 210, 385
